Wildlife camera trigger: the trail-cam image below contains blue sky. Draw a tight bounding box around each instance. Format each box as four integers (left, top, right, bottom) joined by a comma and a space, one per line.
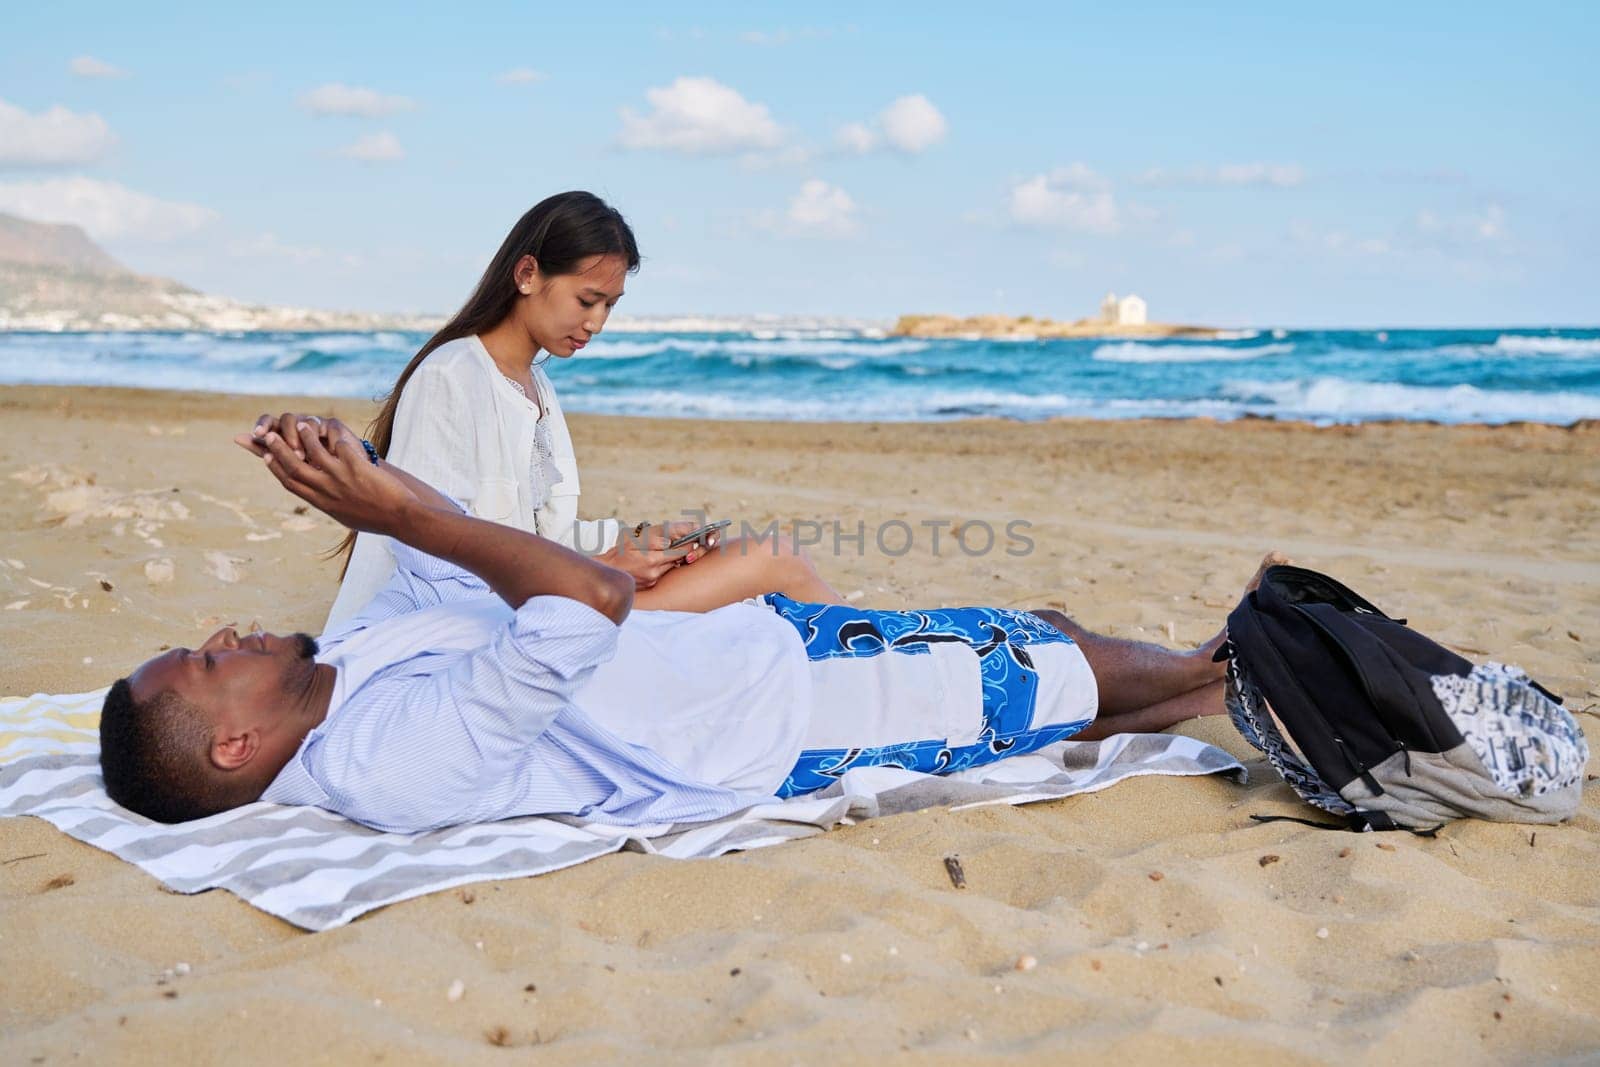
2, 1, 1595, 325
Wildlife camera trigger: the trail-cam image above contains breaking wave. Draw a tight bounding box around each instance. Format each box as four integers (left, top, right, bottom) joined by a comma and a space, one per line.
1092, 342, 1294, 363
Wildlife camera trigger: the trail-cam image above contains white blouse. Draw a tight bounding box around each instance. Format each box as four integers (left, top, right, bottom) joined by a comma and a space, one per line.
325, 335, 621, 629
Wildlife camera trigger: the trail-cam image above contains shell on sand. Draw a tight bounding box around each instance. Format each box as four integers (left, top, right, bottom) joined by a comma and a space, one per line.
203, 551, 245, 584
14, 464, 190, 530
46, 485, 190, 529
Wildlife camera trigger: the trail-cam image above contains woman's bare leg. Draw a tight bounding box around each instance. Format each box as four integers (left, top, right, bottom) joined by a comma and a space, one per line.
633, 536, 844, 612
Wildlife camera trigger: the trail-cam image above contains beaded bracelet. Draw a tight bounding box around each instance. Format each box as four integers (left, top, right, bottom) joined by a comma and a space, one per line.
360, 439, 381, 466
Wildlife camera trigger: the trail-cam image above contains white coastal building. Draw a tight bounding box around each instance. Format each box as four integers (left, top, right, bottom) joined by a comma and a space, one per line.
1099, 291, 1148, 326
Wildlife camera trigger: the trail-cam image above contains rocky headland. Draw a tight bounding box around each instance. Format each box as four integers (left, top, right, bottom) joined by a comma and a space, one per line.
892, 313, 1220, 340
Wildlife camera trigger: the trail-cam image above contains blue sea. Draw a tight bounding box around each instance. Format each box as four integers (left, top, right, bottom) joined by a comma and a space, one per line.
1, 327, 1598, 425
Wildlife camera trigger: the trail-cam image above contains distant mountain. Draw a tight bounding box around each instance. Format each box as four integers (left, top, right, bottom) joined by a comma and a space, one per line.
0, 213, 126, 273
0, 213, 439, 332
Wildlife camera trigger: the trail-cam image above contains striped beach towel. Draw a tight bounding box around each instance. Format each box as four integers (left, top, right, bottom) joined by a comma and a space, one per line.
0, 689, 1246, 931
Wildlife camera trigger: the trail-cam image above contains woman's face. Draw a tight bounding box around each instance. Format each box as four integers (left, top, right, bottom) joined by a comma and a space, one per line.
513, 253, 627, 358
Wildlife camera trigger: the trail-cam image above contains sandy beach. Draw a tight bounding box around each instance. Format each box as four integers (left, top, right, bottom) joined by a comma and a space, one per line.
2, 384, 1597, 1063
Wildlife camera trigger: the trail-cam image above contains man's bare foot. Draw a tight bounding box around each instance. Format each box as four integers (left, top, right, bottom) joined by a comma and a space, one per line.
1198, 552, 1293, 660
1245, 551, 1292, 594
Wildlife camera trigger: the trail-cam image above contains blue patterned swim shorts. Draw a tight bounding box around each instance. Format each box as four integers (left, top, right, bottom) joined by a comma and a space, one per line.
764, 593, 1097, 797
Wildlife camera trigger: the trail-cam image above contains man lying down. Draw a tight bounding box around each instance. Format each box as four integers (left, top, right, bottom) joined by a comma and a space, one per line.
99, 413, 1265, 833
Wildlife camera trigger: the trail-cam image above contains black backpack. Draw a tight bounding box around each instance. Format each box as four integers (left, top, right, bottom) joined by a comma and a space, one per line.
1222, 565, 1587, 831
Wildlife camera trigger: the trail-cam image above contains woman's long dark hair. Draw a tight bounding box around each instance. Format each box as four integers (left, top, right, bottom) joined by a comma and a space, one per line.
336, 191, 640, 574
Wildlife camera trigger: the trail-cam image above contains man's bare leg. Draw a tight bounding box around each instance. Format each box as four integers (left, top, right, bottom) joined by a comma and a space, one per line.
1028, 552, 1288, 723
1195, 551, 1289, 659
1072, 680, 1225, 741
1031, 608, 1223, 715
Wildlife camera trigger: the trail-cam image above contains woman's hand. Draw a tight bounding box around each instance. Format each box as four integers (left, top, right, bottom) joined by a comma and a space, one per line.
658, 518, 724, 554
595, 520, 711, 590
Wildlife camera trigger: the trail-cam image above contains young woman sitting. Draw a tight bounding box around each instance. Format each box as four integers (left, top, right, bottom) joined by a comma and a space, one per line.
326, 191, 840, 629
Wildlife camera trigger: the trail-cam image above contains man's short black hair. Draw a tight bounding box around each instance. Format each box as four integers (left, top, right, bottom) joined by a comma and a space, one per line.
99, 678, 224, 824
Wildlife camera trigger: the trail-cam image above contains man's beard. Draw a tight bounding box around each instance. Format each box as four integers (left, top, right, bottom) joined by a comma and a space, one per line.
292, 633, 319, 660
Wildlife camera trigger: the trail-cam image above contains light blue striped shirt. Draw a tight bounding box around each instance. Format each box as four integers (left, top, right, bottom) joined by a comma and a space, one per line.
261, 536, 798, 834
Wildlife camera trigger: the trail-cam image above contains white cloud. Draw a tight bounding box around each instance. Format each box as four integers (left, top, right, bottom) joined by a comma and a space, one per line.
1289, 204, 1510, 261
0, 98, 116, 167
1041, 162, 1109, 192
497, 68, 547, 85
228, 232, 366, 269
229, 232, 325, 264
1008, 166, 1118, 233
879, 94, 947, 154
835, 94, 948, 156
1289, 221, 1389, 255
618, 77, 784, 155
1415, 203, 1507, 243
751, 180, 859, 238
1476, 205, 1507, 241
70, 55, 127, 79
338, 131, 404, 162
1214, 163, 1304, 187
836, 121, 877, 155
1124, 200, 1163, 225
0, 176, 216, 241
1136, 163, 1305, 188
739, 27, 833, 46
298, 83, 417, 118
787, 179, 857, 236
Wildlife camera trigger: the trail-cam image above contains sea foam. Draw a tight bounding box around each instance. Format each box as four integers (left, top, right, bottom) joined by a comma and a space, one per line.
1092, 341, 1294, 363
1224, 376, 1600, 424
1490, 335, 1600, 357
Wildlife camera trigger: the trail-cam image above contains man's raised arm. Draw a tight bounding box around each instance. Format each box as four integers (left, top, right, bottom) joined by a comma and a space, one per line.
237, 413, 633, 624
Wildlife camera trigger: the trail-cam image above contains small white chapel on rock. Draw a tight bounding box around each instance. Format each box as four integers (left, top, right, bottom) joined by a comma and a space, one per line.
1099, 291, 1148, 326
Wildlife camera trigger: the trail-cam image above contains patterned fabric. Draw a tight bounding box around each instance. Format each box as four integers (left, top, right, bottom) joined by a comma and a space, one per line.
526, 414, 563, 518
766, 594, 1092, 796
1224, 657, 1357, 817
500, 374, 564, 517
1432, 662, 1589, 798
